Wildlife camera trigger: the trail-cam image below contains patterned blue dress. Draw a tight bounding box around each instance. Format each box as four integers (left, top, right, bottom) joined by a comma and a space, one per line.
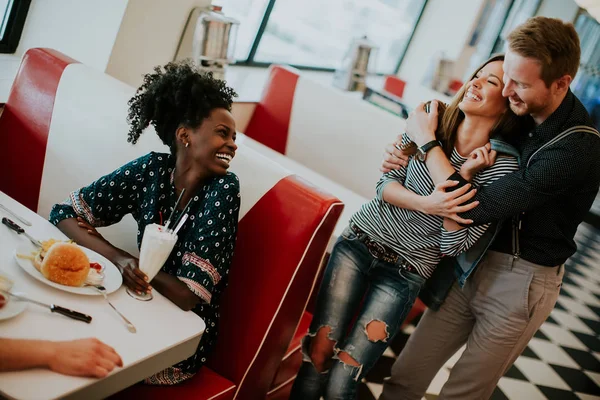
50, 152, 240, 384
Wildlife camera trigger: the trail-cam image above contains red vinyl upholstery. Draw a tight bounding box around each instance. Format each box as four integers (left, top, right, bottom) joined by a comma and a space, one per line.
383, 75, 407, 98
111, 367, 236, 400
243, 65, 298, 154
208, 175, 341, 398
267, 311, 312, 399
0, 48, 344, 399
447, 79, 464, 96
0, 48, 77, 211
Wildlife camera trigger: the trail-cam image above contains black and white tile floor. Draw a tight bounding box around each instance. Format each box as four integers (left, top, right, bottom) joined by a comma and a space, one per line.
360, 222, 600, 400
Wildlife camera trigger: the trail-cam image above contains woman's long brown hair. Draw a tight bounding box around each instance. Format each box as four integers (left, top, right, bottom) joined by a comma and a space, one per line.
432, 54, 533, 156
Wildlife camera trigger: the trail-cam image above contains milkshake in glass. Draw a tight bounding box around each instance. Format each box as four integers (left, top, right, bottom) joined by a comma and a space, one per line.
127, 223, 178, 301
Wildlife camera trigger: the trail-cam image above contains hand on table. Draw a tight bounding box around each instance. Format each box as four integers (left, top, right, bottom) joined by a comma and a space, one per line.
46, 338, 123, 378
112, 252, 151, 295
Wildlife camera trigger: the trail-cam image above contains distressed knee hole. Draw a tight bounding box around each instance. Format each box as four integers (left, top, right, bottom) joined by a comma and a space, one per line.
338, 351, 361, 367
309, 326, 336, 373
365, 320, 389, 342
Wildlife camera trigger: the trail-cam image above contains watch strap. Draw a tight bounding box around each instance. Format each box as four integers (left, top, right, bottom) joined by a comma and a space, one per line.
419, 140, 441, 153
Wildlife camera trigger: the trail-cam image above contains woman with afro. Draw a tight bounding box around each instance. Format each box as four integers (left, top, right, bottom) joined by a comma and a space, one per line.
50, 60, 240, 384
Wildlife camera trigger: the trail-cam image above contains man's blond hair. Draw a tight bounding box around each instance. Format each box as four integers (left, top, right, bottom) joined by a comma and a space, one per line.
507, 16, 580, 87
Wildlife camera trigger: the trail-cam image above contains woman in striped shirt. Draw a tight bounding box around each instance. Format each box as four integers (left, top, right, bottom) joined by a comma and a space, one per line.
290, 55, 533, 399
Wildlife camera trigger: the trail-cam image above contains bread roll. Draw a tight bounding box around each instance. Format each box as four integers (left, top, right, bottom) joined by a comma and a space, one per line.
41, 243, 90, 287
33, 239, 61, 272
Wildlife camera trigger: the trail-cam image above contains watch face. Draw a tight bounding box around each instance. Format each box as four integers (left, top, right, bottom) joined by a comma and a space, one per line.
416, 149, 426, 162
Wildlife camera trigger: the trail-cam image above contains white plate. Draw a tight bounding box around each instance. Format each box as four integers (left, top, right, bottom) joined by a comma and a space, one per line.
0, 291, 27, 320
13, 243, 123, 296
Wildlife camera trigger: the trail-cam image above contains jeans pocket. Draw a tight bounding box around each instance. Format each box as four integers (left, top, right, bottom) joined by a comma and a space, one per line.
399, 268, 426, 292
341, 225, 359, 241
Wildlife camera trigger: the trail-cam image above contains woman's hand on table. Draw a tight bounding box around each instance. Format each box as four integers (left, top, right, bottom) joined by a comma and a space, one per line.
111, 251, 151, 295
46, 338, 123, 378
73, 218, 149, 293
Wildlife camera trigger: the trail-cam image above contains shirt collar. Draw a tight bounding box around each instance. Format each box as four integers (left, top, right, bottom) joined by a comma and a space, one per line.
532, 89, 574, 140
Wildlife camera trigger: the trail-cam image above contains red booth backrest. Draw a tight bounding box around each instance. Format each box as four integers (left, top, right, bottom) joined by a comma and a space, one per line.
0, 48, 78, 212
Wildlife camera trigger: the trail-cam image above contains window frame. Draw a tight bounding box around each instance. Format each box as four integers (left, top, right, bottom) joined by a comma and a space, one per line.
234, 0, 429, 75
0, 0, 31, 54
489, 0, 542, 56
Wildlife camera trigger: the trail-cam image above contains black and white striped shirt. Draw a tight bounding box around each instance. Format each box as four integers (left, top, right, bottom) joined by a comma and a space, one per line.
351, 134, 519, 278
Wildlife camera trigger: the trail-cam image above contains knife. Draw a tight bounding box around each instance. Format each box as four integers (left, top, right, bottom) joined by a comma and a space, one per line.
1, 290, 92, 323
1, 217, 43, 248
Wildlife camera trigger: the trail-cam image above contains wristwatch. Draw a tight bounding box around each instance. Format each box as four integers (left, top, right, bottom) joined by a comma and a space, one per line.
416, 140, 441, 162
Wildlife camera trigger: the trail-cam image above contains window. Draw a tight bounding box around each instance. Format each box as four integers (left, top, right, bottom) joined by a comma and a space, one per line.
221, 0, 428, 74
218, 0, 271, 61
0, 0, 30, 53
490, 0, 541, 54
463, 0, 513, 80
463, 0, 540, 79
572, 10, 600, 131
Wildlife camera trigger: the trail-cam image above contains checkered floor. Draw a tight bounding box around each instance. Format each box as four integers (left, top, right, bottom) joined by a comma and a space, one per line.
359, 222, 600, 400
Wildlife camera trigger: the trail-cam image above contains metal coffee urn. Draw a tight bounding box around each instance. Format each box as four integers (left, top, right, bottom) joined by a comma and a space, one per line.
175, 5, 240, 80
193, 5, 239, 80
333, 36, 378, 92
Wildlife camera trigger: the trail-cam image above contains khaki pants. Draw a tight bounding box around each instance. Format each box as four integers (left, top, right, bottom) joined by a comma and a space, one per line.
380, 251, 564, 400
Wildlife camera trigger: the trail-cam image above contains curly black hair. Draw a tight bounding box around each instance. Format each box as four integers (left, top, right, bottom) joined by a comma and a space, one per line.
126, 60, 237, 152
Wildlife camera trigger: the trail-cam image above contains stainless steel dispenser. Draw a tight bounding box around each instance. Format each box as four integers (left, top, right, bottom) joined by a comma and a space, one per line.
175, 5, 240, 80
333, 36, 378, 92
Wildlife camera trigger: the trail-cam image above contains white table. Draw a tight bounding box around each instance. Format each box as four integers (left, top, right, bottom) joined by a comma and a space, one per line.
0, 192, 206, 400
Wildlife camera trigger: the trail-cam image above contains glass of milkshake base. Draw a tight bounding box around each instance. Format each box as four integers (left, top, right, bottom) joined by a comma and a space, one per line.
127, 223, 178, 301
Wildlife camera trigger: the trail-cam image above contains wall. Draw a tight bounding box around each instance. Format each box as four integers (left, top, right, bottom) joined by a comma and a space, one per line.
397, 0, 485, 85
105, 0, 212, 88
0, 0, 213, 101
536, 0, 580, 22
0, 0, 128, 102
231, 102, 257, 132
14, 0, 128, 69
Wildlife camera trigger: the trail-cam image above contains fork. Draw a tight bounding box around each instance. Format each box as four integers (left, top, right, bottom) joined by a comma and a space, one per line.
86, 285, 137, 333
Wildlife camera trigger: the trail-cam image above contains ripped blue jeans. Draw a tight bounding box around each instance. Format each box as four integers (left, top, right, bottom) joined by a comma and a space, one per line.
290, 225, 426, 399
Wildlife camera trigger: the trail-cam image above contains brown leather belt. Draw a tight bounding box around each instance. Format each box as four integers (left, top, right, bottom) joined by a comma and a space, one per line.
350, 223, 418, 274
